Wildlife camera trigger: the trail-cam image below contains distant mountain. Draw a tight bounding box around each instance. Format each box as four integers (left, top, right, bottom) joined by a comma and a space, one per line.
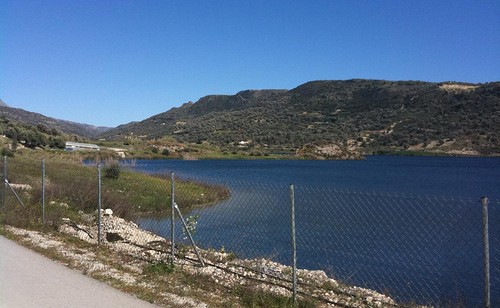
0, 99, 9, 107
101, 79, 500, 157
0, 104, 110, 139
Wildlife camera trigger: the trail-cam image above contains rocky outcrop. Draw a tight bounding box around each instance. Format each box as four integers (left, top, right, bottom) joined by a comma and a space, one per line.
296, 142, 363, 160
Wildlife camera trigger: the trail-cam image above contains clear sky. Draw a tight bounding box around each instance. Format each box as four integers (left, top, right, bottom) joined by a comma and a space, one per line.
1, 0, 499, 127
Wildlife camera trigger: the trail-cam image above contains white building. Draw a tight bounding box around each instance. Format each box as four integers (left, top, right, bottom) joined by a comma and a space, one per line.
65, 141, 100, 151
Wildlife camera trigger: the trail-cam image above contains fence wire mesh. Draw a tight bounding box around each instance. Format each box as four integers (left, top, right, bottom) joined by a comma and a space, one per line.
139, 174, 500, 307
1, 156, 498, 307
489, 199, 500, 307
295, 188, 488, 307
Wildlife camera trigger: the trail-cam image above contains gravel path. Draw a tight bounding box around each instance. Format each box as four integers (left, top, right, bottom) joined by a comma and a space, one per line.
0, 235, 158, 308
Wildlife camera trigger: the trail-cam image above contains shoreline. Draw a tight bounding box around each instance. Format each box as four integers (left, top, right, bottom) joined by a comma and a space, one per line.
2, 213, 401, 307
121, 152, 500, 163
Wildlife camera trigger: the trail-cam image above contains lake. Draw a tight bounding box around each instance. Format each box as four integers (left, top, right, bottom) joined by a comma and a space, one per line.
132, 155, 500, 306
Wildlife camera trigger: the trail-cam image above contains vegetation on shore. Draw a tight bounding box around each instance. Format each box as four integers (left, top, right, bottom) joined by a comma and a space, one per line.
0, 149, 229, 230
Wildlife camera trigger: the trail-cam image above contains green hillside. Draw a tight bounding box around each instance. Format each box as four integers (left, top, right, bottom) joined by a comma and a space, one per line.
100, 79, 500, 158
0, 105, 110, 139
0, 116, 66, 155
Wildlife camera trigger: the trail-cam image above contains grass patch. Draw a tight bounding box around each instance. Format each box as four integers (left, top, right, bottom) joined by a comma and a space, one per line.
1, 151, 229, 228
144, 261, 175, 275
235, 286, 316, 308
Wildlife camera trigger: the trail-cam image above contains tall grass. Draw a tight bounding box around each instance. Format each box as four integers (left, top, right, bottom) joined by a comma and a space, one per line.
1, 152, 229, 228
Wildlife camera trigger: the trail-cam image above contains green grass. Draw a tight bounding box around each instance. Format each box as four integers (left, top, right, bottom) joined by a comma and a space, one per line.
144, 261, 175, 275
234, 286, 316, 308
0, 151, 229, 228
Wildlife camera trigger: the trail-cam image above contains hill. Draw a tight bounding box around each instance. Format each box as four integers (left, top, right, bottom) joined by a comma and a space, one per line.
0, 105, 110, 139
100, 79, 500, 158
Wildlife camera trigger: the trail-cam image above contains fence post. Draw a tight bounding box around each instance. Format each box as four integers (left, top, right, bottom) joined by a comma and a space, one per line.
171, 172, 175, 265
2, 156, 6, 209
290, 184, 297, 305
481, 197, 490, 308
173, 202, 205, 267
97, 164, 102, 245
42, 158, 45, 224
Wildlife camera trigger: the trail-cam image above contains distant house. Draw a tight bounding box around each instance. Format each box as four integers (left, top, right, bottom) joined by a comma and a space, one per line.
65, 141, 100, 151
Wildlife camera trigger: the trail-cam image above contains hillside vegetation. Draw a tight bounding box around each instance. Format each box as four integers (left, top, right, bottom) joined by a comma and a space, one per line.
100, 79, 500, 158
0, 117, 67, 155
0, 105, 109, 139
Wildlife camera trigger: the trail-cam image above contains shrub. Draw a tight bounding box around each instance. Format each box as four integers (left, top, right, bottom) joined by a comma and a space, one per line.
144, 262, 175, 275
103, 160, 121, 179
1, 147, 14, 157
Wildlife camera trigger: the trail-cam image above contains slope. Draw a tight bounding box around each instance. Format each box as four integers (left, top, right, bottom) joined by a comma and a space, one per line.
100, 79, 500, 157
0, 105, 110, 139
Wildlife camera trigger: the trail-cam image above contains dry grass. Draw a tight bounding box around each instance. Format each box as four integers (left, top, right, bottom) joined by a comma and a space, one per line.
439, 84, 478, 92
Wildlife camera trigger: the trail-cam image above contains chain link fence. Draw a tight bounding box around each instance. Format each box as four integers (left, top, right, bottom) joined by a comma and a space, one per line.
1, 156, 498, 307
151, 175, 499, 307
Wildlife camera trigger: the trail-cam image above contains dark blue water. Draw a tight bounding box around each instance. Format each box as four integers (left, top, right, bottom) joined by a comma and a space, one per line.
132, 156, 500, 306
131, 156, 499, 198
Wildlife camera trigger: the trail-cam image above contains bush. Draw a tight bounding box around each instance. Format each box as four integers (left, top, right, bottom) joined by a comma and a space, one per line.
103, 160, 121, 179
1, 147, 14, 157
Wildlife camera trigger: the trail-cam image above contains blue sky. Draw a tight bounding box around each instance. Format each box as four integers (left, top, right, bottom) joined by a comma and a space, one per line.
1, 0, 499, 127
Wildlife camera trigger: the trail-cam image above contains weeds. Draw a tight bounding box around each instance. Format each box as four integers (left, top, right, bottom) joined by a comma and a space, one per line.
103, 159, 121, 179
182, 214, 199, 240
0, 152, 229, 228
235, 285, 316, 308
144, 261, 175, 275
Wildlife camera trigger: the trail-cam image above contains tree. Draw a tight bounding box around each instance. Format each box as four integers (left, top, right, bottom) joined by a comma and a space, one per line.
48, 137, 65, 149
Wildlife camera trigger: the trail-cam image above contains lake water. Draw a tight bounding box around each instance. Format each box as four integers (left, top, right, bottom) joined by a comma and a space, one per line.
131, 155, 500, 306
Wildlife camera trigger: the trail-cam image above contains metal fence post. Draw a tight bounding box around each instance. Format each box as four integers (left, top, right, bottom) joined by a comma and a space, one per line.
290, 184, 297, 305
2, 156, 6, 209
173, 202, 205, 267
171, 172, 175, 265
481, 197, 490, 308
97, 164, 102, 245
42, 158, 45, 224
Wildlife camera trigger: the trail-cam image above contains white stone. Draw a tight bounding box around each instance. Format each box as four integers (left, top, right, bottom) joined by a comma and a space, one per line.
9, 183, 32, 190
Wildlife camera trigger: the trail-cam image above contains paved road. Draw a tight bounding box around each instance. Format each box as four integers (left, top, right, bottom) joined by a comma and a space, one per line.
0, 236, 158, 307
